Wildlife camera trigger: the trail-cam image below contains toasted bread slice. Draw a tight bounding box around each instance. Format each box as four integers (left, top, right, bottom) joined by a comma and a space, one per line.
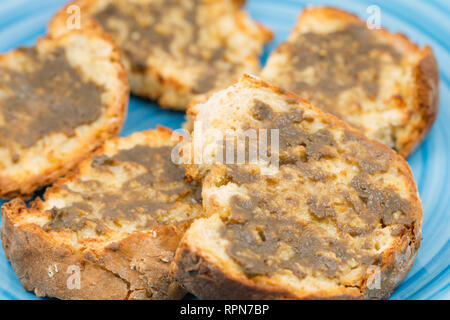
261, 6, 439, 157
49, 0, 272, 110
0, 26, 128, 199
172, 75, 422, 299
1, 128, 204, 300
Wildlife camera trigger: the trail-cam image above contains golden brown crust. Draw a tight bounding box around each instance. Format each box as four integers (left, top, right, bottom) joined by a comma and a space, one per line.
0, 23, 129, 199
172, 239, 300, 300
1, 128, 206, 300
398, 46, 439, 157
49, 0, 272, 110
172, 223, 420, 300
2, 198, 186, 300
261, 6, 439, 157
175, 74, 423, 299
2, 199, 131, 300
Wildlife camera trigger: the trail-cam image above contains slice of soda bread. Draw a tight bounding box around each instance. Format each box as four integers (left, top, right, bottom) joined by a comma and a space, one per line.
261, 6, 439, 157
172, 75, 423, 299
49, 0, 273, 110
1, 128, 203, 300
0, 25, 128, 199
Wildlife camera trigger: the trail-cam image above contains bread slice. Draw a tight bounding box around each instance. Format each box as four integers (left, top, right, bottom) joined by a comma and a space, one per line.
49, 0, 273, 110
0, 25, 128, 199
1, 128, 204, 300
172, 75, 422, 299
261, 6, 439, 157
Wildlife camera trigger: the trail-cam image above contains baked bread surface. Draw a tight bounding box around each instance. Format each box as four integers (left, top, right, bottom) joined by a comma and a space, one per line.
1, 128, 203, 300
173, 75, 423, 299
50, 0, 273, 110
0, 25, 128, 199
261, 6, 439, 157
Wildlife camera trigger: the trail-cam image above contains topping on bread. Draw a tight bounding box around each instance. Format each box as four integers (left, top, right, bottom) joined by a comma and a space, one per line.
172, 75, 422, 299
0, 26, 128, 199
1, 128, 203, 299
261, 7, 439, 157
50, 0, 273, 110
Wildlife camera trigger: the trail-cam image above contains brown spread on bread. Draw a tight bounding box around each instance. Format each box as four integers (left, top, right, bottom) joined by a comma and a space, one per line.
0, 47, 103, 150
94, 3, 173, 71
261, 8, 439, 158
94, 1, 232, 94
283, 24, 401, 118
251, 99, 337, 160
221, 213, 379, 278
44, 145, 201, 232
218, 100, 414, 279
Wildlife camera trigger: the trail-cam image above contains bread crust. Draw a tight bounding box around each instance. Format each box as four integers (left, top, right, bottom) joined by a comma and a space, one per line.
2, 198, 186, 300
174, 74, 423, 299
262, 6, 439, 157
402, 46, 439, 156
0, 24, 129, 199
3, 198, 132, 300
172, 218, 420, 299
1, 128, 204, 300
49, 0, 272, 110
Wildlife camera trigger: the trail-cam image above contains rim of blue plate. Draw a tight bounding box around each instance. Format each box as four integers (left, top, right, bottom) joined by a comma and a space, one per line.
0, 0, 449, 300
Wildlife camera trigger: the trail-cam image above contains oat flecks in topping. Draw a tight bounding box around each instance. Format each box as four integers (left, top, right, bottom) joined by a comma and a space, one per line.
350, 174, 413, 226
45, 146, 202, 232
306, 196, 336, 219
251, 99, 337, 160
0, 47, 103, 149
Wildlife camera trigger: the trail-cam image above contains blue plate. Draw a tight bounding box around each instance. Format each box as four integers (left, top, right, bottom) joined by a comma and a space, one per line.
0, 0, 449, 300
